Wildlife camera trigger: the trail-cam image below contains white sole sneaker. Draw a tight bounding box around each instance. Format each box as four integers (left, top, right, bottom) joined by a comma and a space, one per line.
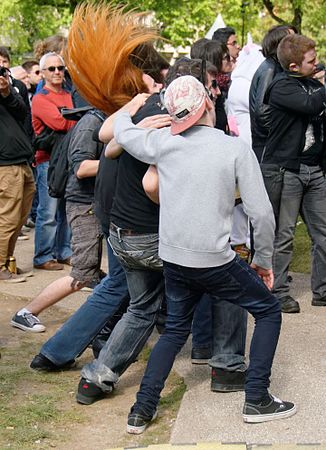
10, 319, 46, 333
243, 404, 297, 423
126, 410, 158, 434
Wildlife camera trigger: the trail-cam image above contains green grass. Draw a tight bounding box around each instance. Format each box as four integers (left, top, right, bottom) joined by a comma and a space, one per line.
0, 340, 84, 450
290, 219, 311, 274
1, 338, 187, 450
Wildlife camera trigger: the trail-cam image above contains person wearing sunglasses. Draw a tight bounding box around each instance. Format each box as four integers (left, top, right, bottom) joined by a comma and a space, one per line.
22, 60, 43, 98
31, 52, 74, 272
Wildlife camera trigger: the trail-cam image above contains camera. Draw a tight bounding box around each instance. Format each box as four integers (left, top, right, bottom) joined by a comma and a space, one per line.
0, 66, 9, 77
315, 63, 325, 74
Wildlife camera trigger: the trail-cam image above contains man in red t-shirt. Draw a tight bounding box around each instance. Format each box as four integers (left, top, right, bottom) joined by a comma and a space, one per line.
32, 52, 75, 271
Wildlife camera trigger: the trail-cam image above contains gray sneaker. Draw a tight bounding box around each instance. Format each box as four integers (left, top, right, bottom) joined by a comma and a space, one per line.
0, 268, 26, 283
243, 393, 296, 423
11, 312, 46, 333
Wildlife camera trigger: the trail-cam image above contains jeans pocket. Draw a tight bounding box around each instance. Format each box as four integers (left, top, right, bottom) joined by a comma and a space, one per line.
108, 236, 161, 270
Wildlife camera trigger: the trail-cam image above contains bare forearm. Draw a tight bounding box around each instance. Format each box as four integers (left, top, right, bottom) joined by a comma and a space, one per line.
105, 139, 123, 159
76, 160, 99, 178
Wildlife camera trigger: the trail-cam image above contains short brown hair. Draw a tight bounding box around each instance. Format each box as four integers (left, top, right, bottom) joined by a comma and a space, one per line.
277, 34, 315, 70
22, 60, 39, 72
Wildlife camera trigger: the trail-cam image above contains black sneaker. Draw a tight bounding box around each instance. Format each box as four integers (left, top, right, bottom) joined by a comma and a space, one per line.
11, 312, 45, 333
211, 368, 246, 392
127, 407, 158, 434
76, 377, 113, 405
279, 295, 300, 313
312, 296, 326, 306
191, 347, 212, 365
243, 393, 296, 423
30, 353, 75, 372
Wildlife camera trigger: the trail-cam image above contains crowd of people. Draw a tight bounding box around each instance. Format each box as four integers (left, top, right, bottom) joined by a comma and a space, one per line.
1, 1, 326, 435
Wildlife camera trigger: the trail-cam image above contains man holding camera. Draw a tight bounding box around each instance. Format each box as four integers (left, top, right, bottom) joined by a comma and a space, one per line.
0, 47, 35, 282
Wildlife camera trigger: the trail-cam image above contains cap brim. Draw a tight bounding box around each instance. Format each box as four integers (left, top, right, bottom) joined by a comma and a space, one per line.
170, 99, 206, 135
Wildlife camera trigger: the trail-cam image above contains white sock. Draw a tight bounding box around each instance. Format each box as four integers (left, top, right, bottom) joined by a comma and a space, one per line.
17, 308, 32, 316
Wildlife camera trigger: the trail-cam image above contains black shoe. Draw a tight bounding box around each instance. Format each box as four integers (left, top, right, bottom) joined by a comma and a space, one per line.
312, 297, 326, 306
30, 353, 75, 372
211, 368, 246, 392
76, 377, 113, 405
191, 347, 212, 364
127, 406, 158, 434
243, 393, 296, 423
279, 295, 300, 313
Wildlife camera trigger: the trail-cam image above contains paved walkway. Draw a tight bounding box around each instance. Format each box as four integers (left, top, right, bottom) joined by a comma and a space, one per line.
2, 230, 326, 447
105, 445, 326, 450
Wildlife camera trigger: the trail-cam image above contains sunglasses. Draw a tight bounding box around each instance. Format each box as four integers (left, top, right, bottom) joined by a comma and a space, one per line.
34, 70, 41, 75
43, 65, 65, 72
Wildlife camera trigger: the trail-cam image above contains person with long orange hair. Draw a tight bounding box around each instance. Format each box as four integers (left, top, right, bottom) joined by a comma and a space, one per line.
65, 2, 164, 115
29, 2, 170, 370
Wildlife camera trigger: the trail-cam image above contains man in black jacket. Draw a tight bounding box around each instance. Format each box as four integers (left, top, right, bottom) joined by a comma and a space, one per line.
0, 56, 35, 283
249, 25, 296, 162
263, 34, 326, 313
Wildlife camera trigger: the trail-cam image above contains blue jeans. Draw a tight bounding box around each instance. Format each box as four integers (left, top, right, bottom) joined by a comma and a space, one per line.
40, 240, 130, 365
192, 293, 247, 371
192, 294, 213, 349
81, 228, 165, 387
273, 165, 326, 300
34, 161, 71, 265
133, 256, 281, 415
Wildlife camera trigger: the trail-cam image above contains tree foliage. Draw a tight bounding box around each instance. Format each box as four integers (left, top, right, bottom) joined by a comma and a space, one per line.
0, 0, 71, 60
0, 0, 325, 62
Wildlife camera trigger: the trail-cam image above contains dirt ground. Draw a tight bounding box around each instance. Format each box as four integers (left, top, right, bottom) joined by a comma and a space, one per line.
0, 295, 183, 450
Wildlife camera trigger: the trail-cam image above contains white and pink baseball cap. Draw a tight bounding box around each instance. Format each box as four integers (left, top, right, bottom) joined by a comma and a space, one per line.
164, 75, 207, 135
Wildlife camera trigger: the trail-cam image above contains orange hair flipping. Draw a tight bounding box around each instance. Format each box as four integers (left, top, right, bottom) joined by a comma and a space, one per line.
66, 2, 159, 115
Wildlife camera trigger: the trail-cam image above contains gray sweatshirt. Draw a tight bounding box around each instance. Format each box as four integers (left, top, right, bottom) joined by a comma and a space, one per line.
114, 111, 275, 269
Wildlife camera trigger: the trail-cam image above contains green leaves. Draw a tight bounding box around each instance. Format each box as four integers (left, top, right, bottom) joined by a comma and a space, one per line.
0, 0, 325, 62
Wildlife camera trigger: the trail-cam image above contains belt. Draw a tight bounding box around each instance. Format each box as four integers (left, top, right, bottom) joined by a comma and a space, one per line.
109, 222, 143, 236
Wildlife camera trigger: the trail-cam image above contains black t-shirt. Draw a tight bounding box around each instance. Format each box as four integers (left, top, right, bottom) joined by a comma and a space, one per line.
94, 151, 119, 227
110, 93, 165, 233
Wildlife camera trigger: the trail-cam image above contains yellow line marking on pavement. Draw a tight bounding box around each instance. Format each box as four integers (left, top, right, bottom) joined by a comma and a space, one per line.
197, 444, 246, 450
106, 444, 326, 450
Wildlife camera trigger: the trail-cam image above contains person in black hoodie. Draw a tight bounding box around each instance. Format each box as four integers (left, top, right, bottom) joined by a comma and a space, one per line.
263, 33, 326, 314
0, 54, 35, 283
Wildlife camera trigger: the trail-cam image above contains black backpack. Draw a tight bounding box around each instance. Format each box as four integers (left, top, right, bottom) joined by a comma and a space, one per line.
47, 108, 104, 198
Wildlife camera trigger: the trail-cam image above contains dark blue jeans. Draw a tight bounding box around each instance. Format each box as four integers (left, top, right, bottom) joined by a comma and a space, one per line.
192, 294, 212, 349
134, 256, 281, 415
41, 239, 130, 365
